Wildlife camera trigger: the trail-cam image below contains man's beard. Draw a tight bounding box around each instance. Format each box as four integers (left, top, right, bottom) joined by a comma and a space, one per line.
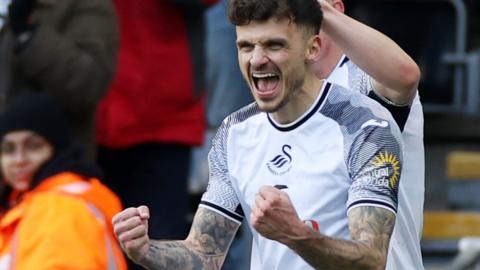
260, 75, 305, 113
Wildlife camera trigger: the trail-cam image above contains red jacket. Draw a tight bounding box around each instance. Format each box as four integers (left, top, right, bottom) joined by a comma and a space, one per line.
96, 0, 217, 147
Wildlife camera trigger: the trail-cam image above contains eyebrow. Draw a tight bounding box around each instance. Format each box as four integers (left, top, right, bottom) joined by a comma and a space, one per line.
237, 38, 288, 48
236, 40, 252, 48
264, 38, 287, 47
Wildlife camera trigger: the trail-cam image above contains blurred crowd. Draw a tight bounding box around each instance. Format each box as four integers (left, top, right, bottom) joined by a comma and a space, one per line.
0, 0, 478, 269
0, 0, 252, 269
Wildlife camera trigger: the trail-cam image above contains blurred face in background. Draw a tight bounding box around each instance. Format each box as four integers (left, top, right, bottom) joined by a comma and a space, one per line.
1, 130, 53, 191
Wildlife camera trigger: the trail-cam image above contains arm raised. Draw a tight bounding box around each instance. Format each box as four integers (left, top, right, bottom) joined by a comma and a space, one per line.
319, 0, 420, 104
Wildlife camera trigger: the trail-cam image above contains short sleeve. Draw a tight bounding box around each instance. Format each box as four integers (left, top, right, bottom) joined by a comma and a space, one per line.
346, 125, 403, 215
199, 121, 244, 224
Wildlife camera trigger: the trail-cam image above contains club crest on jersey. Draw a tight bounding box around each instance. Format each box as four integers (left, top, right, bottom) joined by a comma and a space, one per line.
267, 144, 292, 175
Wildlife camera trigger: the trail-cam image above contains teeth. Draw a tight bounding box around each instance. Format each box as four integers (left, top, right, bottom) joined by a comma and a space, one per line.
252, 73, 277, 79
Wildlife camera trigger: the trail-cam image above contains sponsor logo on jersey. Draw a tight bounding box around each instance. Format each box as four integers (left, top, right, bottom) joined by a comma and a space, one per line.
267, 145, 292, 175
361, 119, 389, 129
357, 151, 400, 190
372, 151, 400, 189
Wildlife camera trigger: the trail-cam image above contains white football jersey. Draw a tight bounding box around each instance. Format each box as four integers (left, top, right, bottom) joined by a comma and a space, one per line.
200, 81, 405, 270
328, 55, 425, 270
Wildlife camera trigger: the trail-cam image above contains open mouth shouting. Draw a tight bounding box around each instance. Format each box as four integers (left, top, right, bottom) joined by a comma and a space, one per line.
252, 72, 281, 99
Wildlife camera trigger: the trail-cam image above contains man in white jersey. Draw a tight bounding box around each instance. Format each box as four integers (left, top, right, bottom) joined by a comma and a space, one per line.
314, 1, 424, 269
111, 0, 407, 269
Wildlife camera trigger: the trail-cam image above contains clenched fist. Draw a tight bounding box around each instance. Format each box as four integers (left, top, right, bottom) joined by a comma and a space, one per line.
250, 186, 309, 246
112, 206, 151, 264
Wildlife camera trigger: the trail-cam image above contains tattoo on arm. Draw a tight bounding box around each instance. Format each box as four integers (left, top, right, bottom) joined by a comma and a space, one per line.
349, 206, 395, 260
141, 207, 240, 270
290, 206, 395, 270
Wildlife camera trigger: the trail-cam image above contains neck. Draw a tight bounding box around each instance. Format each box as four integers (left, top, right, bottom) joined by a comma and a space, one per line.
315, 42, 344, 79
271, 72, 325, 125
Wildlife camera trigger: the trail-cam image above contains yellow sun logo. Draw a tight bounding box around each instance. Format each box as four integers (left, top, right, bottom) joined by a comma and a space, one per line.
372, 152, 400, 189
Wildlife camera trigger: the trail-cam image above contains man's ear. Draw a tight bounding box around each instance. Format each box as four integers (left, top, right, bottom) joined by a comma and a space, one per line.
306, 35, 322, 64
331, 0, 345, 13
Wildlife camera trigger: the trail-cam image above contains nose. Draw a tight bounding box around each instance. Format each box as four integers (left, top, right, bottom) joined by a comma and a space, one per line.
250, 47, 268, 68
12, 148, 27, 165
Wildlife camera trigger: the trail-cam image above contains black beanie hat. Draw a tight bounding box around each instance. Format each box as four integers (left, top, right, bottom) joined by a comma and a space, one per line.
0, 93, 71, 151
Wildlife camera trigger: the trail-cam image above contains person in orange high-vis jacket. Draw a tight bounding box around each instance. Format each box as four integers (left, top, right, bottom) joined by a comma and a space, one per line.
0, 93, 126, 270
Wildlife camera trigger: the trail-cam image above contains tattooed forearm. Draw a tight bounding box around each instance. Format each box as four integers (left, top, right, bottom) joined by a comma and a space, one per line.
144, 241, 207, 269
289, 206, 395, 270
141, 207, 240, 270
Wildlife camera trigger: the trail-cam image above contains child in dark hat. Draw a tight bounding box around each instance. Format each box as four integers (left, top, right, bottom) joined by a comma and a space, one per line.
0, 93, 127, 269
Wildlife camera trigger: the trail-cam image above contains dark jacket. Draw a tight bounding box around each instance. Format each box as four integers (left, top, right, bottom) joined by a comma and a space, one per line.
0, 0, 119, 159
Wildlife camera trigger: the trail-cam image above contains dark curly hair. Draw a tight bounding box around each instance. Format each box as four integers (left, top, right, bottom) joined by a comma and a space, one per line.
228, 0, 323, 35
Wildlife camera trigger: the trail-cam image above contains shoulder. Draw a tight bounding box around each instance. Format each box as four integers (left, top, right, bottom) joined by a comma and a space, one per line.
14, 193, 108, 269
25, 192, 101, 228
209, 102, 262, 166
16, 192, 107, 252
320, 83, 403, 159
322, 83, 399, 133
342, 59, 371, 96
218, 102, 262, 134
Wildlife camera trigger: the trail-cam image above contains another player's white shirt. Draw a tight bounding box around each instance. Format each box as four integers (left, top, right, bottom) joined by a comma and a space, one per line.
328, 55, 425, 270
201, 81, 405, 270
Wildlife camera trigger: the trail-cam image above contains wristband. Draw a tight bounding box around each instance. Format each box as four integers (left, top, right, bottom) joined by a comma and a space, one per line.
303, 219, 320, 232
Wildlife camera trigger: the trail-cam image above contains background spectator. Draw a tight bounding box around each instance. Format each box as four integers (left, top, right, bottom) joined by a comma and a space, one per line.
0, 93, 126, 270
96, 1, 217, 268
0, 0, 118, 159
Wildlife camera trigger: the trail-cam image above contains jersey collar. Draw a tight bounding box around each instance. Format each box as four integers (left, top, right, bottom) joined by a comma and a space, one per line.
267, 82, 332, 132
339, 55, 350, 67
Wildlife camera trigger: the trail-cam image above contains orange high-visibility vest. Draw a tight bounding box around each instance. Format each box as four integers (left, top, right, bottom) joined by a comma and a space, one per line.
0, 172, 127, 270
